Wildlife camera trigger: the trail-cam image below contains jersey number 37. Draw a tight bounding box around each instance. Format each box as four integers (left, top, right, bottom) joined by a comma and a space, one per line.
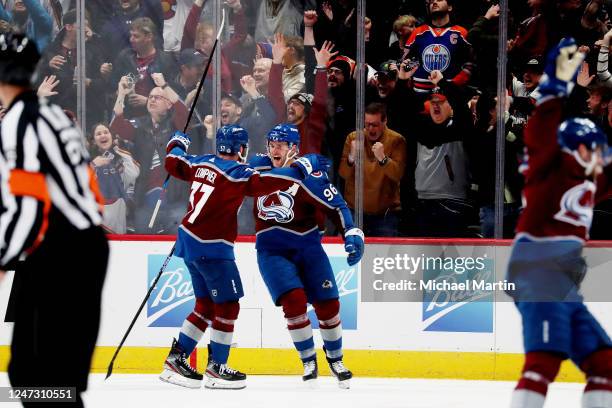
187, 181, 215, 223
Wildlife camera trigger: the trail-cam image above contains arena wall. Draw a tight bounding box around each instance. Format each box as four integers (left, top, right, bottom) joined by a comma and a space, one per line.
2, 237, 611, 382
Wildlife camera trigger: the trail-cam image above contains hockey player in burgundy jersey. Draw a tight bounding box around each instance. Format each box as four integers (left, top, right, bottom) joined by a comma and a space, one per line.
507, 39, 612, 408
159, 124, 328, 390
250, 123, 365, 389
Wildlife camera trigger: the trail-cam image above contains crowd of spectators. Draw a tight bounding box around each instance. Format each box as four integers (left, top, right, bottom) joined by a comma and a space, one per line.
1, 0, 610, 238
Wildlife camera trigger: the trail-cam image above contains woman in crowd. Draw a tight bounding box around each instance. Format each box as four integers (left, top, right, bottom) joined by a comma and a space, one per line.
90, 123, 140, 234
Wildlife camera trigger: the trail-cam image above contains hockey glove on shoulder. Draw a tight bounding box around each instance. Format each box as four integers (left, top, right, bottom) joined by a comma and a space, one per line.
344, 228, 364, 266
292, 154, 331, 178
167, 130, 191, 153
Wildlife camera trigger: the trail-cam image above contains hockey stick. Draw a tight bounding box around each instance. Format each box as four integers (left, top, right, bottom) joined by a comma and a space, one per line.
148, 8, 226, 230
106, 10, 226, 380
105, 245, 174, 379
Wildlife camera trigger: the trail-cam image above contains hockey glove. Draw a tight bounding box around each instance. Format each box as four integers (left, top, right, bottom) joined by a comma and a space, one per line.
292, 154, 331, 178
344, 228, 365, 266
537, 37, 585, 103
166, 130, 191, 153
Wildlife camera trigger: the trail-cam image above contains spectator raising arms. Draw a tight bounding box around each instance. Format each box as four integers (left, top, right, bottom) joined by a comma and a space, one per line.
111, 17, 178, 118
110, 73, 188, 233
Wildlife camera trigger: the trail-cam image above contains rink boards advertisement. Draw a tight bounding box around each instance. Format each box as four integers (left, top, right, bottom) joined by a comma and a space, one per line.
1, 238, 612, 380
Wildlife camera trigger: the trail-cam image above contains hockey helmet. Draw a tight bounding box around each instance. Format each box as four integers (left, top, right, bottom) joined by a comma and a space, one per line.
216, 124, 249, 155
558, 117, 609, 172
266, 123, 300, 149
558, 118, 608, 151
0, 33, 40, 86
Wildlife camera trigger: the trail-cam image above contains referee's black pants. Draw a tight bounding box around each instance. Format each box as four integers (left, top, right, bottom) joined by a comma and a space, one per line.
8, 215, 108, 407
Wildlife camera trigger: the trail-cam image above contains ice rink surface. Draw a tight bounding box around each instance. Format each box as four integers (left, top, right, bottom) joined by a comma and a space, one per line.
0, 373, 585, 407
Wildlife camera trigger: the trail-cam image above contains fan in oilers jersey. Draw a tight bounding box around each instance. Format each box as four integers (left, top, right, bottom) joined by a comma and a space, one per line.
506, 38, 612, 408
403, 0, 471, 93
249, 123, 365, 389
159, 124, 329, 390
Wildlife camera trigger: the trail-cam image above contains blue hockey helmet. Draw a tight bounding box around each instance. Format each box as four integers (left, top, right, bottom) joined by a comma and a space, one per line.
558, 117, 610, 173
216, 124, 249, 155
266, 123, 300, 149
558, 118, 608, 152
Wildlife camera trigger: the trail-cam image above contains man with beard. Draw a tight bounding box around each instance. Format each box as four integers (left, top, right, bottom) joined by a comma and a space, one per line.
0, 0, 53, 51
269, 40, 335, 154
404, 0, 471, 93
325, 55, 356, 179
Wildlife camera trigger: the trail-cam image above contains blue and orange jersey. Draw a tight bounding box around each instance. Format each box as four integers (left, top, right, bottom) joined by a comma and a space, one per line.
405, 24, 471, 92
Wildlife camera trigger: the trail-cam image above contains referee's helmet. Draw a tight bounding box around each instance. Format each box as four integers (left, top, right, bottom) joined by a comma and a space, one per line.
0, 33, 40, 86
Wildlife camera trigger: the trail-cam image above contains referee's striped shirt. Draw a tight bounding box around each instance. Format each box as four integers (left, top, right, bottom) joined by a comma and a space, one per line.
0, 91, 103, 268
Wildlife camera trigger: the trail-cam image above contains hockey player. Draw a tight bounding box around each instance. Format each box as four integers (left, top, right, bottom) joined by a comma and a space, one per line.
250, 123, 365, 389
159, 124, 328, 390
507, 38, 612, 408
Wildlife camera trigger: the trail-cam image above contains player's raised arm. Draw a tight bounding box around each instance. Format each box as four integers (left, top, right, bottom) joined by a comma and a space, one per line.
524, 38, 586, 173
164, 130, 195, 182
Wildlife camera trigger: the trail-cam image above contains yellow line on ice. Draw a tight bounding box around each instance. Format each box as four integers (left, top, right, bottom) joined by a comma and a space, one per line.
0, 346, 584, 382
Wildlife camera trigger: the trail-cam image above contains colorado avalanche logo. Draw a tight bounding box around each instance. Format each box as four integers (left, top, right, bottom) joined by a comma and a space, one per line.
161, 0, 177, 19
422, 44, 451, 73
554, 181, 596, 228
257, 191, 295, 223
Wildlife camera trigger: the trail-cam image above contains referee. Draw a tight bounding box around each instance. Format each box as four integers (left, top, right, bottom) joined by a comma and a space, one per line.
0, 34, 108, 407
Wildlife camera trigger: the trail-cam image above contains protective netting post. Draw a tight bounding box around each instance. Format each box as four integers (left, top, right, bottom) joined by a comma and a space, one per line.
494, 0, 509, 239
76, 0, 86, 133
212, 0, 222, 149
354, 0, 366, 231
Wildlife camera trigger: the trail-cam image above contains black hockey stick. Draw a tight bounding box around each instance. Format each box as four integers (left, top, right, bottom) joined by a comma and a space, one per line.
105, 246, 174, 379
105, 10, 226, 380
147, 8, 226, 230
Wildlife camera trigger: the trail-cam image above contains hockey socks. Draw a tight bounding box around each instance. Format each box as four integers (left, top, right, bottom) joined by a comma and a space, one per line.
510, 352, 563, 408
209, 301, 240, 364
280, 289, 316, 362
581, 349, 612, 408
314, 299, 343, 361
177, 297, 214, 355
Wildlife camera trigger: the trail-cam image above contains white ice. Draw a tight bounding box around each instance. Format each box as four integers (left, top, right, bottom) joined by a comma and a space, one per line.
0, 374, 585, 407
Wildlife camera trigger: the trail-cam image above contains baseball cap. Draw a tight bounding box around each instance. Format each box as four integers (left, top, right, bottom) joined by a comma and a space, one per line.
221, 92, 242, 107
376, 60, 398, 80
288, 92, 313, 111
524, 56, 543, 73
178, 48, 206, 66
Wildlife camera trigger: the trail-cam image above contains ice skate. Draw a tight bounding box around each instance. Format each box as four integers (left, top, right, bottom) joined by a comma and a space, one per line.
324, 347, 352, 389
159, 338, 203, 388
205, 361, 247, 389
302, 359, 318, 387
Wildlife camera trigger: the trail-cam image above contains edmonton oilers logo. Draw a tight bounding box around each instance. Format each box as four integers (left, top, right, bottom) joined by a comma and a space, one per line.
421, 43, 451, 73
257, 191, 295, 223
